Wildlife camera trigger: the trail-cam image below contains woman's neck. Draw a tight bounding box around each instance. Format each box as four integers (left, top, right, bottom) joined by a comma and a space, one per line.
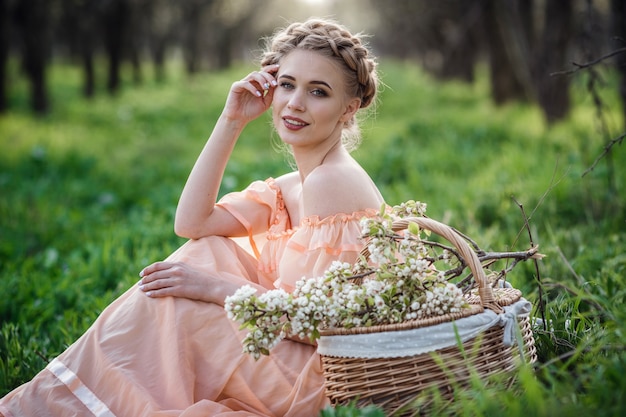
293, 140, 344, 182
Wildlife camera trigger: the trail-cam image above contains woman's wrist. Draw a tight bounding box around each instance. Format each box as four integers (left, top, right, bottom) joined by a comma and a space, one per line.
218, 112, 248, 133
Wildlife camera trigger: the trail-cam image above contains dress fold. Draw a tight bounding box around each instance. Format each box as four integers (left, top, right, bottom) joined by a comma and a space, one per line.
0, 179, 377, 416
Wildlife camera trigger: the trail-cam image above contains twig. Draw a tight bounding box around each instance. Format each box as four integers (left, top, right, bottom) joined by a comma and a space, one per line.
512, 160, 567, 246
358, 232, 541, 286
449, 226, 483, 253
550, 42, 623, 187
546, 248, 618, 322
481, 247, 542, 261
555, 246, 585, 284
536, 342, 626, 371
544, 281, 605, 317
582, 132, 626, 177
549, 47, 626, 76
442, 245, 541, 280
36, 350, 51, 363
536, 348, 577, 369
512, 197, 547, 330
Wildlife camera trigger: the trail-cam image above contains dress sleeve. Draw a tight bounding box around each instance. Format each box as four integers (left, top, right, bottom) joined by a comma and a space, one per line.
275, 209, 379, 292
216, 179, 280, 258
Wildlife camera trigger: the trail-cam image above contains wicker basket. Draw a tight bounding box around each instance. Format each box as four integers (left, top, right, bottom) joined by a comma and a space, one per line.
318, 217, 537, 415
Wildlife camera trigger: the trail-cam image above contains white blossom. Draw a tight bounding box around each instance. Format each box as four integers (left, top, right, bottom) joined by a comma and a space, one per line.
225, 202, 474, 360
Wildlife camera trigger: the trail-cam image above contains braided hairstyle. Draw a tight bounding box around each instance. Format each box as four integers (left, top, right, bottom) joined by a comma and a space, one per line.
261, 18, 379, 151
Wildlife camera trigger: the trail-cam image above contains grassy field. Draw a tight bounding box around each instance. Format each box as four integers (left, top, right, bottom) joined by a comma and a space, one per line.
1, 59, 625, 415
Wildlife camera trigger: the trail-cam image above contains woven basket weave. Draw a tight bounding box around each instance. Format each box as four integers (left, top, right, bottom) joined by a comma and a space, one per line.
318, 217, 537, 415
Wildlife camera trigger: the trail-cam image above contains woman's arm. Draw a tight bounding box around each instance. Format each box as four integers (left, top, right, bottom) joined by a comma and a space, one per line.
173, 116, 247, 239
138, 261, 256, 305
175, 65, 280, 239
139, 67, 280, 302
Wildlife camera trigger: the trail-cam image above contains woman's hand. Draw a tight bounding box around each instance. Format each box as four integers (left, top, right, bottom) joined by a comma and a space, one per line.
222, 64, 280, 124
138, 261, 228, 305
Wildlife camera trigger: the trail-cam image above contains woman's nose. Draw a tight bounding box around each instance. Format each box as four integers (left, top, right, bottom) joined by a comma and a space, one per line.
287, 92, 305, 111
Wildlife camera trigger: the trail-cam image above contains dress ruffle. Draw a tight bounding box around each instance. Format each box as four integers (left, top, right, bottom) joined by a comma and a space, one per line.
217, 178, 378, 291
275, 209, 378, 291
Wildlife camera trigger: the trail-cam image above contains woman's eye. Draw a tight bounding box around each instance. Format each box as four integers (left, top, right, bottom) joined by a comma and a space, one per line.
278, 82, 326, 97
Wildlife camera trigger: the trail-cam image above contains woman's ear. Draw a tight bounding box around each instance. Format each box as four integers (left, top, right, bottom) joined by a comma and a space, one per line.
340, 97, 361, 124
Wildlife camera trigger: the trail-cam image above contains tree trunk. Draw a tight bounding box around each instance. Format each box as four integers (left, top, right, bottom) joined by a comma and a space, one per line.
58, 0, 97, 98
103, 0, 129, 94
146, 0, 172, 83
482, 0, 528, 104
181, 0, 208, 74
612, 0, 626, 130
152, 39, 167, 83
15, 0, 50, 114
0, 0, 10, 112
79, 2, 97, 98
82, 49, 95, 98
370, 0, 426, 59
128, 0, 145, 86
534, 0, 573, 123
208, 2, 257, 71
437, 1, 482, 83
130, 47, 142, 85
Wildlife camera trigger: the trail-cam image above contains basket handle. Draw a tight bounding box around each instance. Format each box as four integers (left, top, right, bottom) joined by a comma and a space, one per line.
390, 217, 503, 314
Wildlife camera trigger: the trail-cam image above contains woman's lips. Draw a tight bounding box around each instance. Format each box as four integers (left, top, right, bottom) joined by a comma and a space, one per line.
283, 116, 309, 131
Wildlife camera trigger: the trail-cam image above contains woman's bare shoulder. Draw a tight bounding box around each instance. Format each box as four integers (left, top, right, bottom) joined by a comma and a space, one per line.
274, 171, 300, 192
302, 163, 383, 217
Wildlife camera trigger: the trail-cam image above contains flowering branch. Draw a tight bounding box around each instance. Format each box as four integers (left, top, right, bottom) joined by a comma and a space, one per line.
225, 200, 542, 359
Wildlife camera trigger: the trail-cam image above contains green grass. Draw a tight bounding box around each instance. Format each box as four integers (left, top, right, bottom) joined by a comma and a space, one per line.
1, 59, 625, 416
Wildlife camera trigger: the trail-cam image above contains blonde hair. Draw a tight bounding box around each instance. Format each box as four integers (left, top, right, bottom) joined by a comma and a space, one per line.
261, 18, 379, 151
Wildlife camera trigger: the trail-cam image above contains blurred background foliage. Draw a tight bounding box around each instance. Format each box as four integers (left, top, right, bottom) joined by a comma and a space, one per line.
1, 0, 626, 415
2, 0, 625, 125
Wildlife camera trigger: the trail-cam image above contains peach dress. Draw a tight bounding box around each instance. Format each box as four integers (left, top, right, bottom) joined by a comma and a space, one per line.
0, 178, 377, 417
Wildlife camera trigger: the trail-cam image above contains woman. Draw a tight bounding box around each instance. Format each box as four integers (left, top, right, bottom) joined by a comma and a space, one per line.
0, 18, 383, 417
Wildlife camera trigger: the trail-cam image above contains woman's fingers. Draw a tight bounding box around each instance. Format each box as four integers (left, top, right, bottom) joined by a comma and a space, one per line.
223, 64, 280, 122
242, 66, 279, 97
138, 276, 176, 296
138, 262, 209, 300
139, 262, 174, 296
140, 277, 206, 300
139, 261, 179, 281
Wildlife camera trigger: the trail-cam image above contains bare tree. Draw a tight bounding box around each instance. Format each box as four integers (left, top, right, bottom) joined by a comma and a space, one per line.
127, 0, 151, 86
179, 0, 263, 74
102, 0, 131, 94
59, 0, 100, 98
548, 0, 625, 204
14, 0, 53, 113
204, 0, 262, 70
533, 0, 574, 122
370, 0, 582, 123
436, 1, 482, 82
372, 0, 479, 80
482, 0, 530, 104
145, 0, 177, 83
613, 0, 626, 130
0, 0, 11, 112
180, 0, 216, 74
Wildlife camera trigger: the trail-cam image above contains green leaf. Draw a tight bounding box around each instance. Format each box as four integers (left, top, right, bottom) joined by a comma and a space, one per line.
379, 202, 386, 216
408, 221, 420, 236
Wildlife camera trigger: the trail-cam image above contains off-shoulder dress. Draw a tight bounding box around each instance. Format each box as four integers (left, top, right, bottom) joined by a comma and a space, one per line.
0, 178, 378, 417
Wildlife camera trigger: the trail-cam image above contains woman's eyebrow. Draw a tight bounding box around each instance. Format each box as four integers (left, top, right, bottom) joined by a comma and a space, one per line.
278, 74, 333, 90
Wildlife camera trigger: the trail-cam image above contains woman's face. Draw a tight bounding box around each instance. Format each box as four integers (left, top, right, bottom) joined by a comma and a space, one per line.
271, 49, 359, 150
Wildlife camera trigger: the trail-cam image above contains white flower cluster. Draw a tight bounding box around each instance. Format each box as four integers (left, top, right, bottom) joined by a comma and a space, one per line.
225, 200, 469, 359
224, 285, 293, 359
393, 199, 427, 218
